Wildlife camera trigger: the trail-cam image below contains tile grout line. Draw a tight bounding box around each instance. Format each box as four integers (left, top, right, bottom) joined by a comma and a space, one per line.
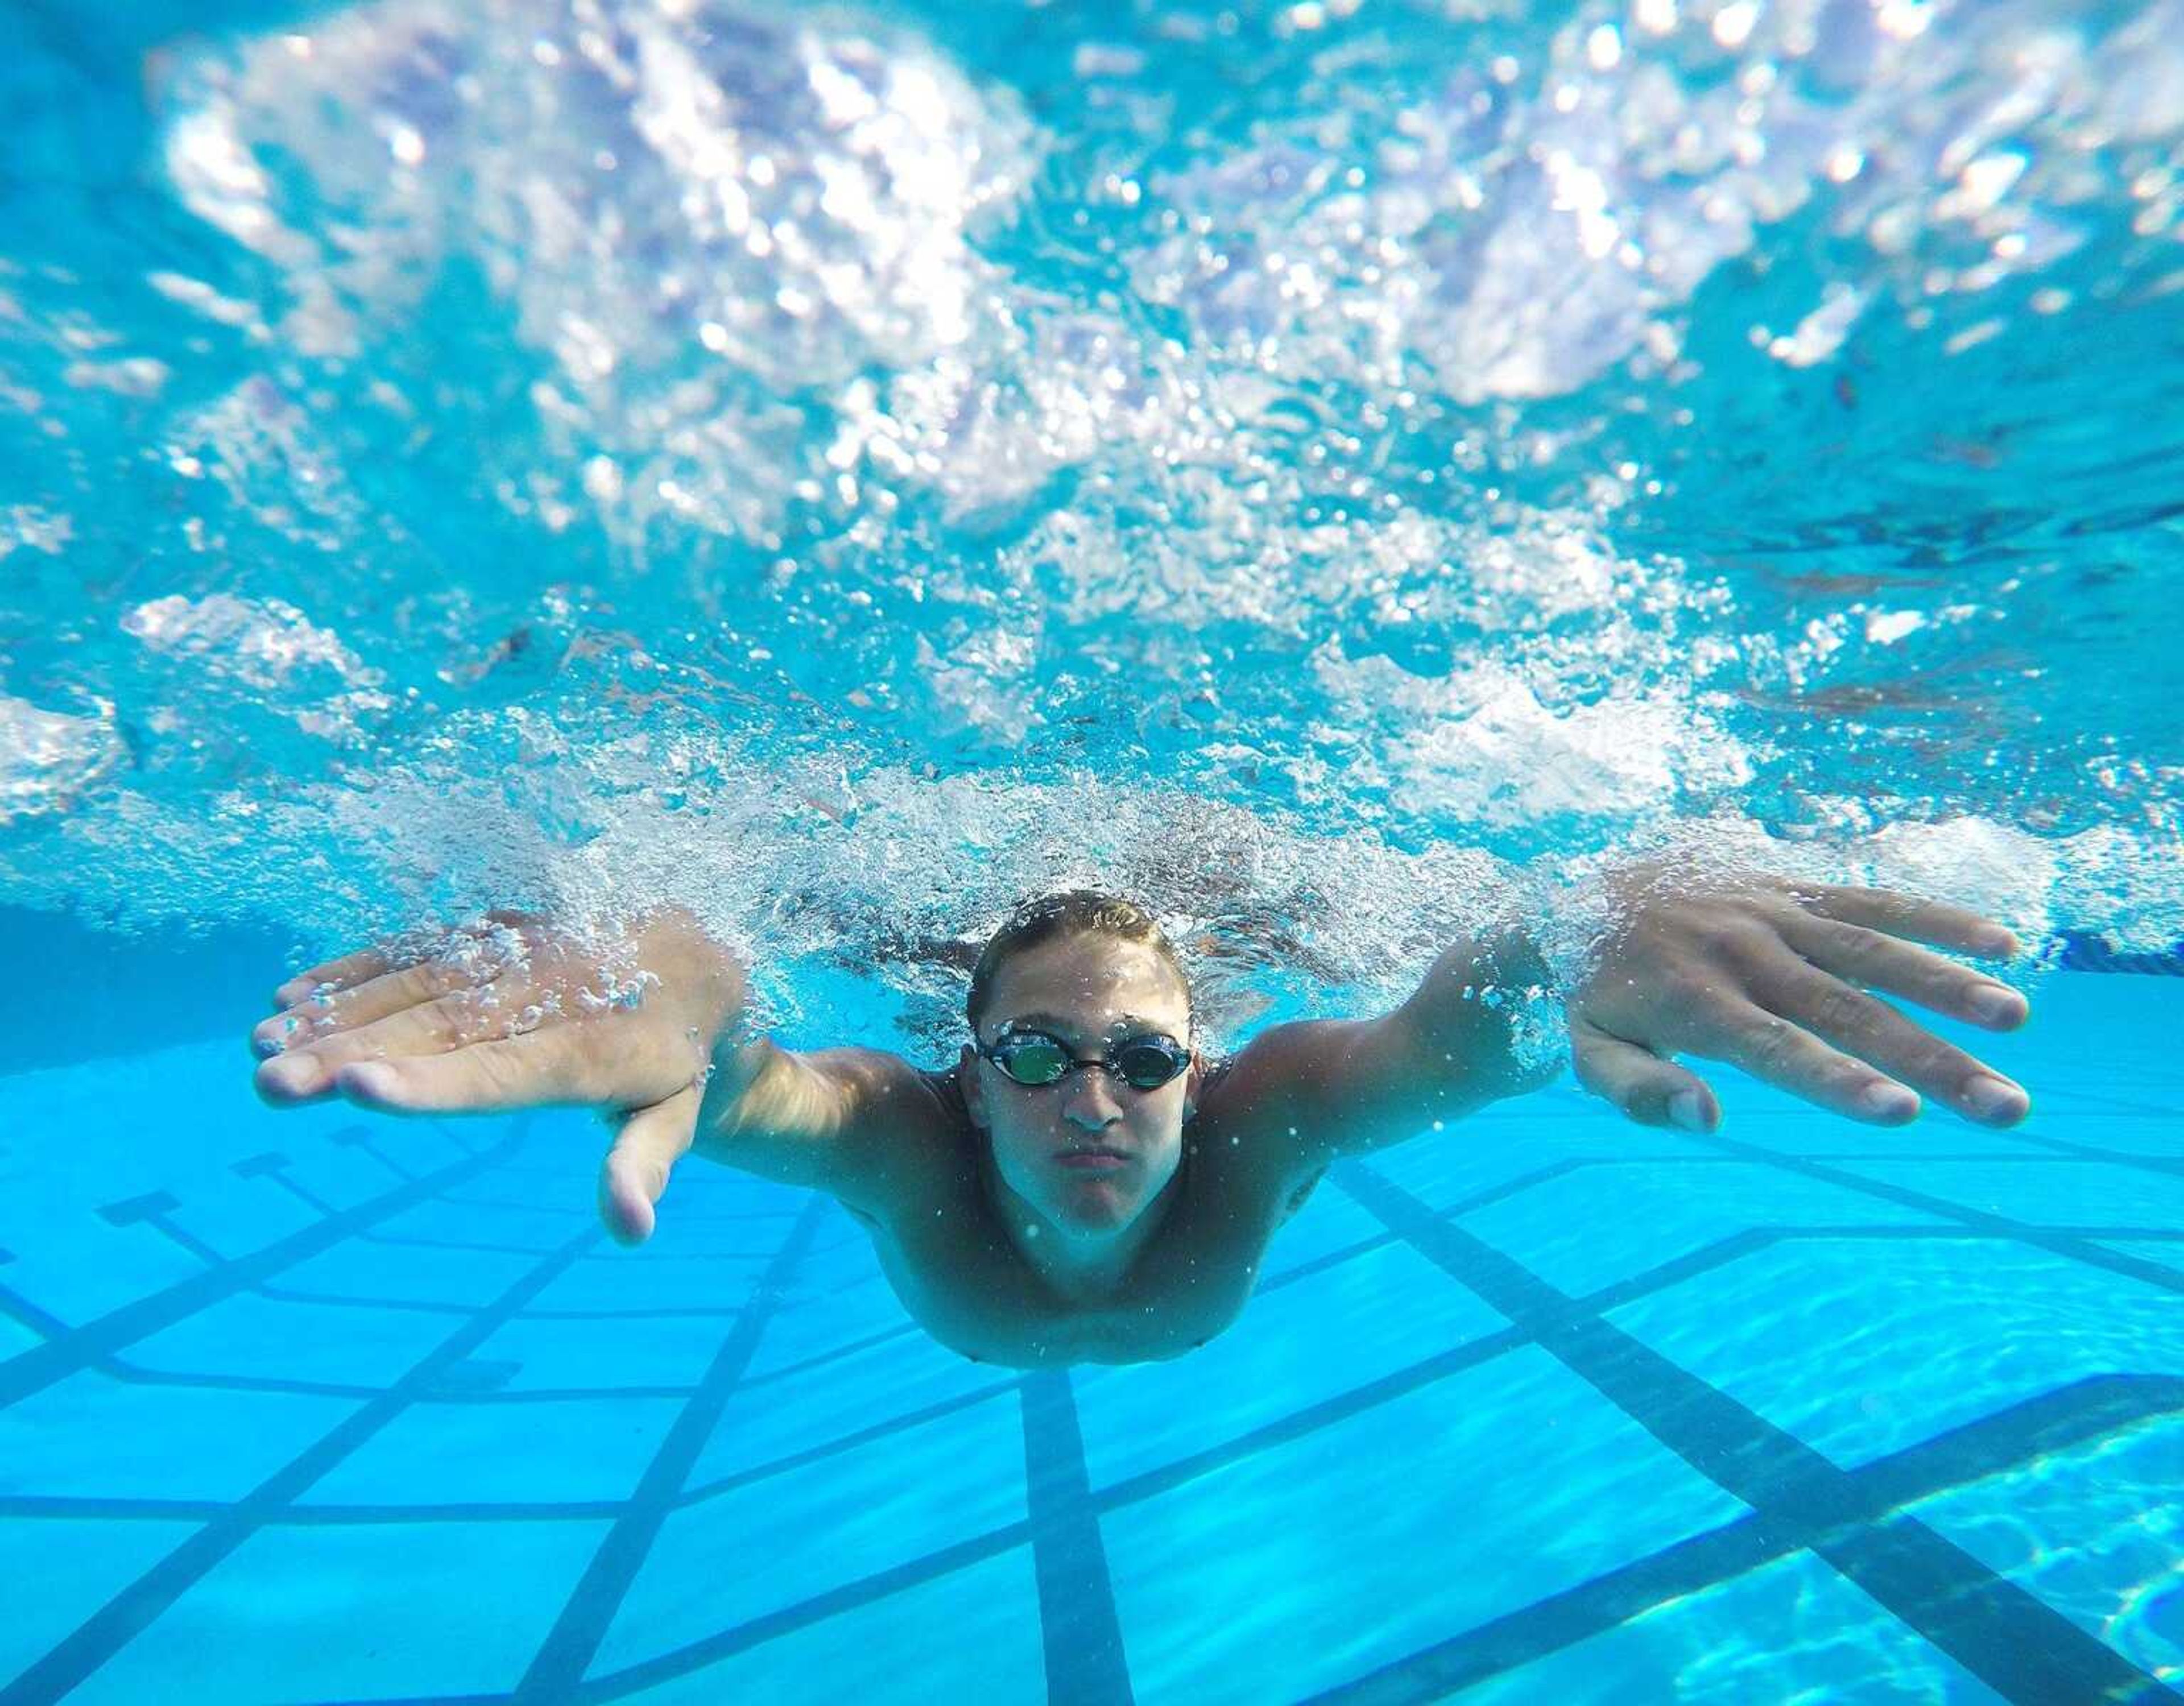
1021, 1370, 1136, 1706
1295, 1371, 2184, 1703
0, 1219, 603, 1706
1677, 1131, 2184, 1297
1330, 1161, 2179, 1706
510, 1198, 830, 1703
0, 1121, 535, 1411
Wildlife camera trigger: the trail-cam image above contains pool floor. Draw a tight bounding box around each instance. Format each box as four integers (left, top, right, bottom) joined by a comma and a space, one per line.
1, 971, 2179, 1703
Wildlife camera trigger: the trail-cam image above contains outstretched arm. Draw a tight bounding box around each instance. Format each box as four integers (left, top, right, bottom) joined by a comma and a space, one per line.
251, 909, 930, 1244
1199, 864, 2030, 1175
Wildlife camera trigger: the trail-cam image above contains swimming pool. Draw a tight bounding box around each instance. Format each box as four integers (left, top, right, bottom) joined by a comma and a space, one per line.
3, 0, 2181, 1699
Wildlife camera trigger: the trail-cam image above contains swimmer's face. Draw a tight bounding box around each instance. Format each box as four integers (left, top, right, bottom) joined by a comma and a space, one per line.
962, 933, 1199, 1241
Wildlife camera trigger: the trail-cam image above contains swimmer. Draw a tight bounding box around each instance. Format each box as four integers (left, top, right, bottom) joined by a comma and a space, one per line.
250, 871, 2032, 1367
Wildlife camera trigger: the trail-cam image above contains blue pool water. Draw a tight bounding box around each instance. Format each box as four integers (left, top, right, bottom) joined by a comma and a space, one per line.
3, 0, 2183, 1699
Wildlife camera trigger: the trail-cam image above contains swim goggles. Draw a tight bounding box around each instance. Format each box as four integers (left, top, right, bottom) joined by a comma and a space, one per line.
975, 1027, 1193, 1091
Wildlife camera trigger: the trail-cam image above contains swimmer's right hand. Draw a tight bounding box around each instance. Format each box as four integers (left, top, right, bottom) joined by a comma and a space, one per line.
249, 908, 745, 1247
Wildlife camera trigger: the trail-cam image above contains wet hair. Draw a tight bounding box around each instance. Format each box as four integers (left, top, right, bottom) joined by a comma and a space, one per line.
965, 889, 1191, 1037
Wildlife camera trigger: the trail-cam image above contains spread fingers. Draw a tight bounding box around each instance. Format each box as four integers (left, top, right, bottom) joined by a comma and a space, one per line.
1777, 913, 2029, 1030
254, 988, 552, 1103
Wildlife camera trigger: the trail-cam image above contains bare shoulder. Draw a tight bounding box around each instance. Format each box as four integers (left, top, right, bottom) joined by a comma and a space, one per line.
1192, 1000, 1512, 1177
700, 1044, 973, 1219
1185, 1026, 1354, 1207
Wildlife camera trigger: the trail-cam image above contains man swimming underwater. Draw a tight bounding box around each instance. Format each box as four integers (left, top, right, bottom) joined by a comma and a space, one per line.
251, 870, 2032, 1367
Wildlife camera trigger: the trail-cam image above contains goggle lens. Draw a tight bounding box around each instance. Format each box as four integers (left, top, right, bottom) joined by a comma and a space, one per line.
996, 1037, 1071, 1086
1115, 1041, 1186, 1089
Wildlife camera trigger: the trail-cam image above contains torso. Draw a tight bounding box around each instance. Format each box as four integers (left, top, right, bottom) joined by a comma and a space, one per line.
841, 1063, 1323, 1368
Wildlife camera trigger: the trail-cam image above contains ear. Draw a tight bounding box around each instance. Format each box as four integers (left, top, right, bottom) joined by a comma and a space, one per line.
1183, 1050, 1205, 1123
958, 1044, 987, 1131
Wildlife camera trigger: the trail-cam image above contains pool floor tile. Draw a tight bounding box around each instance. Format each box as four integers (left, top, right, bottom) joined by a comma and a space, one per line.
1257, 1182, 1388, 1280
1102, 1344, 1749, 1706
0, 1516, 204, 1687
594, 1546, 1045, 1703
297, 1393, 685, 1506
1451, 1548, 2013, 1704
741, 1273, 920, 1377
125, 1291, 460, 1388
471, 1311, 742, 1392
1072, 1237, 1507, 1492
1453, 1159, 1941, 1299
591, 1389, 1029, 1675
1361, 1121, 1711, 1214
690, 1327, 1006, 1488
0, 1371, 361, 1502
1910, 1412, 2184, 1689
1814, 1158, 2184, 1228
67, 1517, 613, 1703
376, 1193, 598, 1253
524, 1250, 770, 1315
279, 1237, 545, 1309
1605, 1239, 2184, 1468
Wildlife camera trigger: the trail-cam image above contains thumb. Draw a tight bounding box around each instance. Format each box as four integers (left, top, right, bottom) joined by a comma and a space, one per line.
1570, 1015, 1719, 1134
598, 1083, 702, 1247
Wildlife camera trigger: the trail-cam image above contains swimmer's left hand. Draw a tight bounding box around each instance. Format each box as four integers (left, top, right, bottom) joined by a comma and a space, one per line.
1566, 868, 2030, 1133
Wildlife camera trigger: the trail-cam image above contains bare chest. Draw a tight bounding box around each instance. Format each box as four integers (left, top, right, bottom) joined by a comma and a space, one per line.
847, 1136, 1320, 1369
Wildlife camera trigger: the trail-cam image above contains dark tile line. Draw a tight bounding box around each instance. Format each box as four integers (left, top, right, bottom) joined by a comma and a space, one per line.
1301, 1372, 2184, 1704
0, 1281, 72, 1343
425, 1192, 592, 1219
1385, 1148, 2114, 1235
360, 1231, 577, 1260
86, 1355, 706, 1407
342, 1137, 420, 1181
1575, 1223, 2184, 1316
429, 1120, 483, 1157
258, 1285, 482, 1318
0, 1225, 601, 1706
735, 1322, 925, 1387
520, 1305, 751, 1322
2000, 1129, 2184, 1178
142, 1213, 229, 1268
1257, 1232, 1401, 1294
435, 1384, 702, 1406
263, 1171, 342, 1217
274, 1693, 508, 1706
0, 1492, 617, 1525
0, 1125, 530, 1410
2029, 1088, 2184, 1121
1682, 1134, 2184, 1298
0, 1495, 237, 1523
675, 1378, 1020, 1508
97, 1360, 385, 1403
280, 1498, 628, 1525
1021, 1372, 1134, 1706
508, 1199, 830, 1701
1335, 1164, 2177, 1706
574, 1521, 1037, 1702
568, 1247, 784, 1265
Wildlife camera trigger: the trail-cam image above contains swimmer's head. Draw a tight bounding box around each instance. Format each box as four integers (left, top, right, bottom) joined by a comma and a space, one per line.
966, 891, 1189, 1036
961, 891, 1199, 1244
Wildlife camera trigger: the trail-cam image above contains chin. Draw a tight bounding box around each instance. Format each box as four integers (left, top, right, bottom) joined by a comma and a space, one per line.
1044, 1189, 1143, 1235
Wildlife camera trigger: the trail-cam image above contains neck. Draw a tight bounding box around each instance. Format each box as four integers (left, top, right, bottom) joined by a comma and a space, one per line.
982, 1148, 1185, 1305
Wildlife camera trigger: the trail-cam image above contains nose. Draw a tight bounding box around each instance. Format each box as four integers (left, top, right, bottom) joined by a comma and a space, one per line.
1060, 1067, 1125, 1131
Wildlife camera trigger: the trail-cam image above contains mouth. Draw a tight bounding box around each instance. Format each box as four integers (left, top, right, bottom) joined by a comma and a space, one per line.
1054, 1147, 1132, 1170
